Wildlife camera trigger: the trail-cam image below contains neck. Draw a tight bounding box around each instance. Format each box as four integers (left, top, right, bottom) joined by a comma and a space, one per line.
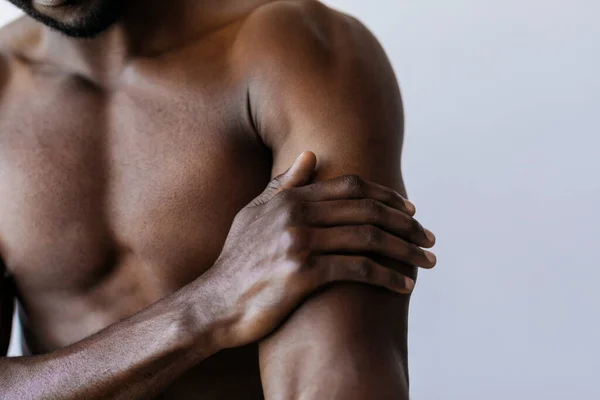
37, 0, 269, 87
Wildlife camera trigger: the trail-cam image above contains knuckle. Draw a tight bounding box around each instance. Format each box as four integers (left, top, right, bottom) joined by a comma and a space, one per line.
279, 253, 310, 277
344, 174, 365, 197
282, 226, 312, 255
306, 182, 320, 195
277, 188, 295, 204
352, 257, 372, 279
278, 204, 295, 225
388, 270, 400, 287
281, 253, 304, 274
364, 199, 383, 219
385, 187, 400, 203
362, 225, 382, 245
389, 271, 410, 292
289, 201, 307, 223
274, 193, 299, 219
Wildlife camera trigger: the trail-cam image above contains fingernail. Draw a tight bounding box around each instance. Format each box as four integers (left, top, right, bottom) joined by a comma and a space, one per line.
405, 200, 416, 214
425, 251, 437, 265
405, 277, 415, 292
424, 229, 436, 244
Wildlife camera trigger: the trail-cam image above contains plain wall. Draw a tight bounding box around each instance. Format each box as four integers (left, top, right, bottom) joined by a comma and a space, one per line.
1, 1, 598, 399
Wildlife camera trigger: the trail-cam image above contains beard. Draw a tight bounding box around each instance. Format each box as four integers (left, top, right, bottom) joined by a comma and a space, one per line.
7, 0, 124, 38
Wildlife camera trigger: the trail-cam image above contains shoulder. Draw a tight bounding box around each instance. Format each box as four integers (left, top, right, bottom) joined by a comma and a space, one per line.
235, 0, 387, 76
239, 0, 345, 48
0, 16, 42, 90
0, 15, 41, 55
232, 1, 401, 145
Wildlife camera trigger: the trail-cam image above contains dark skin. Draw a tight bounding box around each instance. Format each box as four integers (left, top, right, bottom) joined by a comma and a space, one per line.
0, 0, 437, 399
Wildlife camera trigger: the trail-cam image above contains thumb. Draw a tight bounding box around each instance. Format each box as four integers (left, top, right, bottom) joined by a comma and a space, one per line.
250, 151, 317, 206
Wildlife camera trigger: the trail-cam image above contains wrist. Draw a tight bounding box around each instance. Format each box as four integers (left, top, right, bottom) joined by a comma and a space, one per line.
181, 267, 240, 355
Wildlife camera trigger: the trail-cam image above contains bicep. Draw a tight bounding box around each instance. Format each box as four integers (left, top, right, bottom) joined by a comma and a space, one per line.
250, 8, 415, 396
0, 259, 15, 356
259, 43, 413, 400
260, 135, 413, 397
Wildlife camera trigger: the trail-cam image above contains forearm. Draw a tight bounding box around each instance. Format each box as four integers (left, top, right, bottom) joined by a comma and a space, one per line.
260, 284, 411, 400
0, 279, 223, 400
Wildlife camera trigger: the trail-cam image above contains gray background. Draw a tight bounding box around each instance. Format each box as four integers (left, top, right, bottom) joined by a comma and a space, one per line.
1, 1, 598, 399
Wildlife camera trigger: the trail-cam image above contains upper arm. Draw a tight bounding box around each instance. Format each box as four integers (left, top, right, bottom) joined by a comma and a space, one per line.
241, 1, 405, 186
238, 2, 413, 397
241, 0, 413, 301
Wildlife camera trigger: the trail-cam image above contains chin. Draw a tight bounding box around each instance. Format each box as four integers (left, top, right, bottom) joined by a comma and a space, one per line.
8, 0, 124, 38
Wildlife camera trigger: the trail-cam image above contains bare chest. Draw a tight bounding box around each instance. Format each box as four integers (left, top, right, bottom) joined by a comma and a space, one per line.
0, 68, 271, 312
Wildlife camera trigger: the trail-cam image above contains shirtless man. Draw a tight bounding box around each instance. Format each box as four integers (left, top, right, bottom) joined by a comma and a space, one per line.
0, 0, 437, 398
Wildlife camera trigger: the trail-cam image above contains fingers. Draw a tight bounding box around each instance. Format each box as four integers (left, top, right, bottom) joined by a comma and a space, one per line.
249, 152, 317, 206
292, 174, 416, 217
308, 255, 415, 295
303, 199, 436, 248
309, 225, 437, 269
279, 152, 317, 188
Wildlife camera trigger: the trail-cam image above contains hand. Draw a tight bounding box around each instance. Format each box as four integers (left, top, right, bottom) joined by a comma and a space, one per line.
206, 151, 436, 348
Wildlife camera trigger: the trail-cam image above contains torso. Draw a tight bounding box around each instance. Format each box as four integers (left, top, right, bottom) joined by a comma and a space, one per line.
0, 16, 272, 400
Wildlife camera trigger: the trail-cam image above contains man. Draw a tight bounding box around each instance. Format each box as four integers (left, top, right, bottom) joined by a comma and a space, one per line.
0, 0, 437, 398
